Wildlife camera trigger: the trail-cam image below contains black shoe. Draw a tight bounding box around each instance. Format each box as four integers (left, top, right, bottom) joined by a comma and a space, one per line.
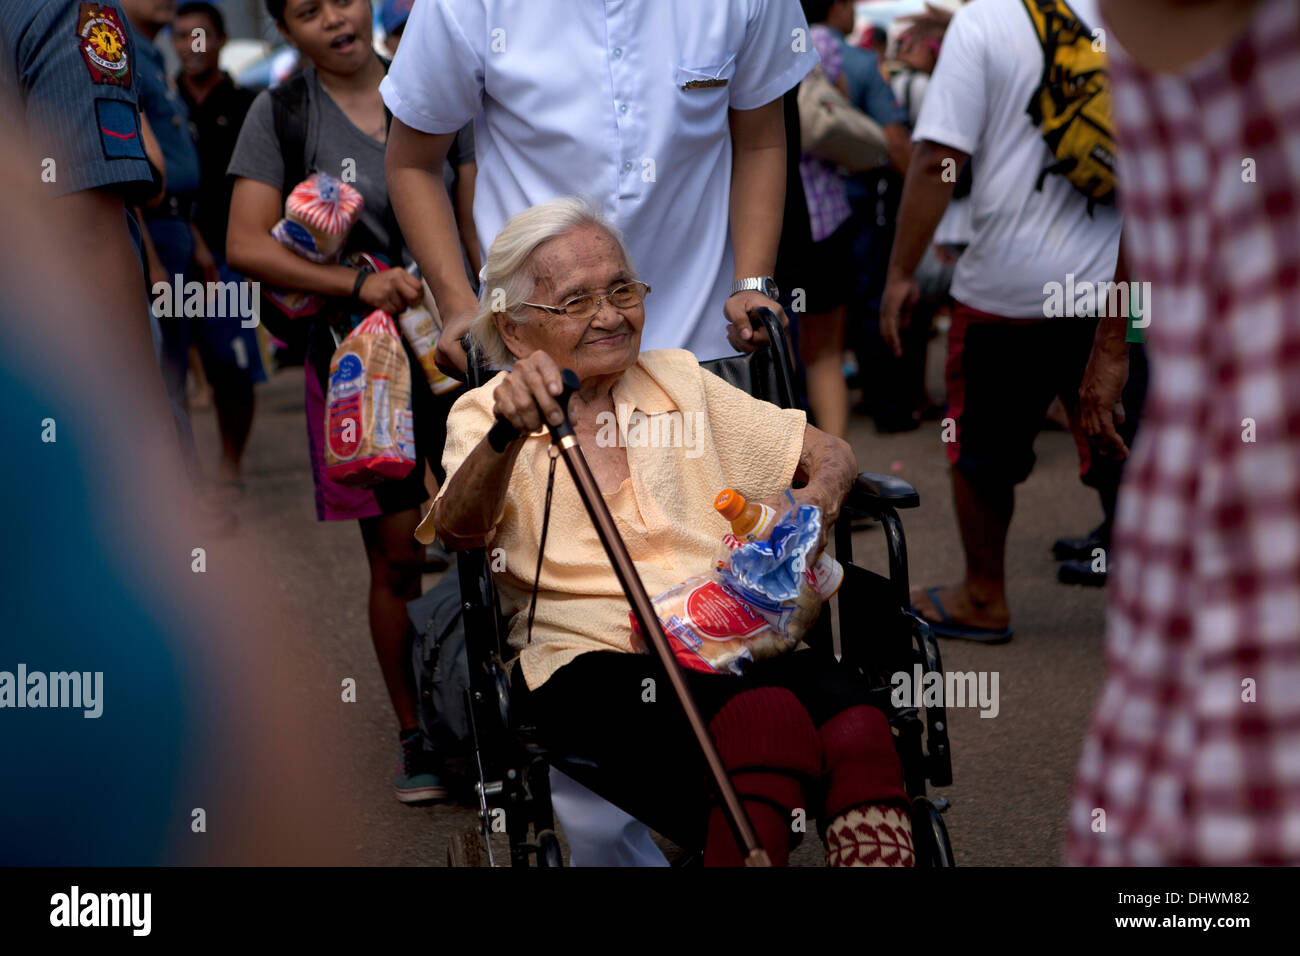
1052, 523, 1109, 561
1057, 560, 1107, 587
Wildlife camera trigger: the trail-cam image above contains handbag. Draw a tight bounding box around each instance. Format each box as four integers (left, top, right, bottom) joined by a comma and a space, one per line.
797, 66, 889, 173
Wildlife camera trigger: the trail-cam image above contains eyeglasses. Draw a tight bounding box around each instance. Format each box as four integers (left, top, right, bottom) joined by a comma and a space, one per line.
521, 281, 651, 321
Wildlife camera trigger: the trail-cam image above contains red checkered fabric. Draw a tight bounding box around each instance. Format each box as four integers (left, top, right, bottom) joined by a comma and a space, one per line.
1069, 0, 1300, 865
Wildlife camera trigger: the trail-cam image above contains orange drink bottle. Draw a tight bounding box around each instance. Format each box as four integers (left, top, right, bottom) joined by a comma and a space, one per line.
714, 489, 844, 599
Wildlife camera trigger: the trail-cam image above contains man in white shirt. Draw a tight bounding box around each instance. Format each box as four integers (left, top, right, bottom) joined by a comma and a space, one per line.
384, 0, 817, 374
880, 0, 1122, 642
383, 0, 817, 868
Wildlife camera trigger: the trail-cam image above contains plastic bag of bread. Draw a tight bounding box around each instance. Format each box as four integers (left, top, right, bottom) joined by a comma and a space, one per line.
629, 512, 827, 675
716, 499, 831, 640
629, 575, 803, 675
324, 309, 416, 487
265, 171, 364, 320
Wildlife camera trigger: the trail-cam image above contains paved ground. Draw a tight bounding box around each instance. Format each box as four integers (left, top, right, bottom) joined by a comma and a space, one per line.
191, 341, 1109, 867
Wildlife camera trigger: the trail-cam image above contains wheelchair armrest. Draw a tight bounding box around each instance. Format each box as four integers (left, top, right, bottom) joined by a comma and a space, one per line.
848, 472, 920, 512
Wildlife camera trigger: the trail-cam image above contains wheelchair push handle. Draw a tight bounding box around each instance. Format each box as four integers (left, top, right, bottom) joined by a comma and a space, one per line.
487, 368, 581, 452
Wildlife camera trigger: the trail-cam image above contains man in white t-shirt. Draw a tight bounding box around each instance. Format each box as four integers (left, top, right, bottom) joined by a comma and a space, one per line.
880, 0, 1122, 642
383, 0, 817, 374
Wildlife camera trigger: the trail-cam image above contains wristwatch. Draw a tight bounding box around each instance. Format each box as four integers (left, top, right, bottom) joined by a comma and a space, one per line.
729, 276, 779, 300
350, 263, 375, 309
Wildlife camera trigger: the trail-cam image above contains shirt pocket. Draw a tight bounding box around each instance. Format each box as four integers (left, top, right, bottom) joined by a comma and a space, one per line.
672, 55, 737, 137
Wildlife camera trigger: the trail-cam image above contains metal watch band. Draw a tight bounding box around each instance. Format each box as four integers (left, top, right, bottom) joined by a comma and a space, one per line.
729, 276, 778, 299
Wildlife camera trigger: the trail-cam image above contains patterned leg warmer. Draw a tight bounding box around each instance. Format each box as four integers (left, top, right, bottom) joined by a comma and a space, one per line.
824, 804, 915, 867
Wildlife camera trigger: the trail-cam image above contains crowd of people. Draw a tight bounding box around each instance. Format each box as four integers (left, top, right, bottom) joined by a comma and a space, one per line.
5, 0, 1297, 868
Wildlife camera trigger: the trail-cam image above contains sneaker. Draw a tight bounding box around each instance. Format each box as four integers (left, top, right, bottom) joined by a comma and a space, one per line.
395, 730, 449, 804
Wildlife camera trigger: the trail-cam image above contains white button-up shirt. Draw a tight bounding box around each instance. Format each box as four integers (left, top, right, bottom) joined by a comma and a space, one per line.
381, 0, 816, 359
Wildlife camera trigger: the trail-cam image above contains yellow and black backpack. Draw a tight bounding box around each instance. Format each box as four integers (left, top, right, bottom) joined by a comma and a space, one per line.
1021, 0, 1116, 212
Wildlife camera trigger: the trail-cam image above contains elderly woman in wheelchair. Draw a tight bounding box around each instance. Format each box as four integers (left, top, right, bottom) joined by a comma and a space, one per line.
426, 198, 914, 867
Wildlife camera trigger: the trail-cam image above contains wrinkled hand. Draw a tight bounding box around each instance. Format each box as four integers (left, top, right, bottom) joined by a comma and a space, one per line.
434, 306, 474, 379
725, 292, 788, 353
491, 349, 566, 438
754, 486, 840, 559
880, 271, 919, 359
359, 268, 423, 316
1079, 345, 1130, 460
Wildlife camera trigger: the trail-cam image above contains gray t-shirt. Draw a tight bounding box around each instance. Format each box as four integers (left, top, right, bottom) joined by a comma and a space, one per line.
227, 63, 473, 266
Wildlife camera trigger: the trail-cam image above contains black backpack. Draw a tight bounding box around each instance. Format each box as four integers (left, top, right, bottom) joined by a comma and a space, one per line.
406, 572, 473, 771
259, 72, 312, 352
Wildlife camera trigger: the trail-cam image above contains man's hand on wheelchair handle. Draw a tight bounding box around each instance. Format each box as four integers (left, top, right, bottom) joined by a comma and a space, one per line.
434, 305, 476, 379
725, 292, 787, 353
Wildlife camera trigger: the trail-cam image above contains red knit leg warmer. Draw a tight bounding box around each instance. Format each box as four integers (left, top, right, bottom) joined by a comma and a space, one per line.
702, 687, 822, 867
819, 705, 914, 867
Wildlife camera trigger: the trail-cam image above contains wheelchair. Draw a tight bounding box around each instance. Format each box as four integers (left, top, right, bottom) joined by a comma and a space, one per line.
445, 310, 955, 867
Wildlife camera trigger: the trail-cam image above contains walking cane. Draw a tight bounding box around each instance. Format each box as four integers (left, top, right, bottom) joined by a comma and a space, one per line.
487, 369, 771, 867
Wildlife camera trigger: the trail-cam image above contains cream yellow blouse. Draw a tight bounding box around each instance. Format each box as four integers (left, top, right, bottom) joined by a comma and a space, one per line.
419, 349, 806, 690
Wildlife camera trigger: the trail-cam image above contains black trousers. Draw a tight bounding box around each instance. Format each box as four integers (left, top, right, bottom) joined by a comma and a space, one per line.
513, 649, 882, 850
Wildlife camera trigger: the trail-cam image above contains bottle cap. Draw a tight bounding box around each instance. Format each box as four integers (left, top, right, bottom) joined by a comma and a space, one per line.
714, 488, 745, 520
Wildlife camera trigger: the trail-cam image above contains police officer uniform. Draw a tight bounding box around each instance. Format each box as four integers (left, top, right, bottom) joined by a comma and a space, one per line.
1, 0, 153, 244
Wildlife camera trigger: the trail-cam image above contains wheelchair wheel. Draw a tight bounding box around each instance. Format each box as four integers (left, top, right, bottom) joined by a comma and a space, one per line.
535, 829, 563, 868
910, 797, 955, 867
447, 825, 487, 867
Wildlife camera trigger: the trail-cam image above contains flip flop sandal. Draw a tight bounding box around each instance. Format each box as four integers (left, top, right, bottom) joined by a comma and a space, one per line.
912, 586, 1014, 643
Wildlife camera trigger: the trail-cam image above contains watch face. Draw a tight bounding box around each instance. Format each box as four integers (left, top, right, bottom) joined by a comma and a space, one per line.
762, 278, 779, 299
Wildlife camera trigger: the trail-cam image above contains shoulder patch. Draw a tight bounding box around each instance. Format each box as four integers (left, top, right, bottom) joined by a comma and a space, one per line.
78, 3, 132, 88
95, 98, 147, 161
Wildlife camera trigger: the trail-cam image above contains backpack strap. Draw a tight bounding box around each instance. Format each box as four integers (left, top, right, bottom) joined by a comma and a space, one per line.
376, 56, 405, 270
269, 71, 311, 205
1021, 0, 1064, 127
270, 62, 404, 272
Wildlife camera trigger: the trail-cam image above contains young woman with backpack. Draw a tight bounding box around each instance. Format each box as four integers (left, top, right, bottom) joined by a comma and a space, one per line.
227, 0, 472, 804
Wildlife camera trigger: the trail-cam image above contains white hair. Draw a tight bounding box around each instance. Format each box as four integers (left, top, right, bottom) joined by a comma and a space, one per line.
469, 197, 635, 368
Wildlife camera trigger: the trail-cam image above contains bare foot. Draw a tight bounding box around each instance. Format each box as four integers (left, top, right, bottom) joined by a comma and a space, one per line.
911, 584, 1010, 632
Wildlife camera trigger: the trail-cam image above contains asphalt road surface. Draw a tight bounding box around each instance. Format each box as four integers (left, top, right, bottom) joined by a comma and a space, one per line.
191, 343, 1108, 867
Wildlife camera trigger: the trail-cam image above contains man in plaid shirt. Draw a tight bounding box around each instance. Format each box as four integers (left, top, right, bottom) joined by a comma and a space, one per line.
1069, 0, 1300, 865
